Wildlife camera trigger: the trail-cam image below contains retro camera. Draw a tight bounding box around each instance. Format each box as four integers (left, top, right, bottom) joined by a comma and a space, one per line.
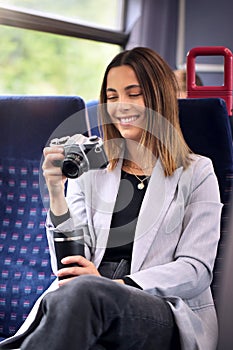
50, 135, 109, 178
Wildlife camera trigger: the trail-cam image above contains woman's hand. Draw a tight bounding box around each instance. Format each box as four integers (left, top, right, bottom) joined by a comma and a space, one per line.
57, 255, 101, 286
57, 256, 126, 287
42, 146, 66, 193
42, 146, 68, 215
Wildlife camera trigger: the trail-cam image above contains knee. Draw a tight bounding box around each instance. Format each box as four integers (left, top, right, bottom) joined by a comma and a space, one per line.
42, 275, 130, 324
46, 275, 109, 304
71, 275, 129, 307
44, 275, 129, 313
58, 275, 102, 300
42, 275, 101, 314
75, 275, 130, 310
66, 275, 114, 302
68, 275, 106, 296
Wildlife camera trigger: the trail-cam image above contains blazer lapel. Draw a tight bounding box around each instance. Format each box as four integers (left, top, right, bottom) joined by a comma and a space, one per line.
131, 160, 183, 272
91, 159, 123, 264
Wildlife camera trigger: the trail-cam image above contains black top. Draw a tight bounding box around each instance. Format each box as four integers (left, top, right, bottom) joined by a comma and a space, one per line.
102, 170, 149, 263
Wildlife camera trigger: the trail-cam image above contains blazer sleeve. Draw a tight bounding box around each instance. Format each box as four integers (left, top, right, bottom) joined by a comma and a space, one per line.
45, 175, 90, 274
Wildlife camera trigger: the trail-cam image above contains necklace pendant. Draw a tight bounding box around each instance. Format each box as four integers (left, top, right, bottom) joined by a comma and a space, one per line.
137, 182, 145, 190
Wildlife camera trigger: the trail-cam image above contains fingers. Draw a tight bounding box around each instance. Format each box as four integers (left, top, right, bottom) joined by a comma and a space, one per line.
42, 147, 67, 194
42, 147, 64, 173
43, 146, 64, 157
61, 255, 91, 267
56, 256, 101, 281
43, 147, 64, 169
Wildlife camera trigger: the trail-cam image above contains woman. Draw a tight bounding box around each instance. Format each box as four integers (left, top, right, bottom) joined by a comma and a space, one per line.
0, 47, 222, 350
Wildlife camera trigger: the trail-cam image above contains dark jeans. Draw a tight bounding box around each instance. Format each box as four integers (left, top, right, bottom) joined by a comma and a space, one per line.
0, 261, 180, 350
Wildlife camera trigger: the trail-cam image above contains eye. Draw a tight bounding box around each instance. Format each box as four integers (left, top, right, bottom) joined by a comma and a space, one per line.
129, 92, 142, 98
106, 95, 118, 101
127, 86, 143, 98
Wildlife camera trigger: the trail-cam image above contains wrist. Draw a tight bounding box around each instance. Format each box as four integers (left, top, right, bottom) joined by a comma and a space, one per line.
50, 209, 70, 227
50, 193, 68, 217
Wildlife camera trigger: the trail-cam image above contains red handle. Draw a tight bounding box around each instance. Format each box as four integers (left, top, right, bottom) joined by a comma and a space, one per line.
186, 46, 233, 115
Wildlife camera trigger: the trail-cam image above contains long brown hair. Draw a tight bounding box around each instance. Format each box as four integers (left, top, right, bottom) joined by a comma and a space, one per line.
99, 47, 191, 176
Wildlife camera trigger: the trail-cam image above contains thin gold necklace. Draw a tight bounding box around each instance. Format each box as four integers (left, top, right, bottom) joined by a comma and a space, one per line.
127, 167, 150, 190
123, 160, 153, 171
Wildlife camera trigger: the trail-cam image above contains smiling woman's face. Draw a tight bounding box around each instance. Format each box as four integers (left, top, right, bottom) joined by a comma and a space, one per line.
106, 65, 146, 143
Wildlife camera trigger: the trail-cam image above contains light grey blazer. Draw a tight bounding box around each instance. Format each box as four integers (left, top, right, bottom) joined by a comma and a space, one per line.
46, 154, 222, 350
0, 154, 222, 350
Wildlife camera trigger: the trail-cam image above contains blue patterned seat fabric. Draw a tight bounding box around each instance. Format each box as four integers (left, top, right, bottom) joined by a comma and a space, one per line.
0, 95, 87, 340
0, 158, 55, 337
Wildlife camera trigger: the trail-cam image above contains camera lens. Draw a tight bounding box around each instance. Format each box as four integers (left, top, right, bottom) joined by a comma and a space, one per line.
62, 153, 83, 178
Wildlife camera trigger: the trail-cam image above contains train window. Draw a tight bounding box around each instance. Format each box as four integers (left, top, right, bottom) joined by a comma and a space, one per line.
0, 0, 124, 30
0, 24, 120, 100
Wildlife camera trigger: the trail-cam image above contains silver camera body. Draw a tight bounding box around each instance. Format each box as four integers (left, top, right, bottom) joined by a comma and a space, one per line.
50, 135, 109, 178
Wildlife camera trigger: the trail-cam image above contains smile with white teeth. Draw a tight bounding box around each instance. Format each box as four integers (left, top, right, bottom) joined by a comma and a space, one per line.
117, 115, 139, 124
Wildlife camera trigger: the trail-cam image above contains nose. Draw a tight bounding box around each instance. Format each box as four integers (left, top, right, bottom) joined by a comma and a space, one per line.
107, 93, 132, 116
116, 94, 132, 113
116, 101, 131, 113
107, 101, 130, 117
107, 102, 131, 118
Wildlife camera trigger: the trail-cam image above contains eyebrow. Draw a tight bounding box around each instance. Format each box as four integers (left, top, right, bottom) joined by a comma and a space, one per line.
106, 84, 141, 92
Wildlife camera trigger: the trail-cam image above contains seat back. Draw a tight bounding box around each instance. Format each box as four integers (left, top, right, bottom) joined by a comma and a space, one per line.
86, 100, 101, 137
178, 98, 233, 306
0, 95, 87, 339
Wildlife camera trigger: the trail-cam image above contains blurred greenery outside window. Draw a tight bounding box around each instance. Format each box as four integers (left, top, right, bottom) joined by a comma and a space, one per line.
0, 0, 124, 30
0, 0, 123, 101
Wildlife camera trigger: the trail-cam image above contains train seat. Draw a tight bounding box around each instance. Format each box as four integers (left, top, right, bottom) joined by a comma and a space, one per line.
86, 99, 101, 137
178, 98, 233, 305
0, 95, 87, 340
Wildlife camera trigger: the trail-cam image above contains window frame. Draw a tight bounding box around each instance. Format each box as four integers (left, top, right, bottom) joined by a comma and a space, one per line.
0, 4, 129, 46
